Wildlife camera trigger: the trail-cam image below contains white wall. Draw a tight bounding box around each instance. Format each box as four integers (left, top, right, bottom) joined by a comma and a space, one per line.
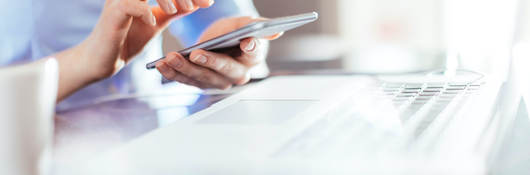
337, 0, 443, 50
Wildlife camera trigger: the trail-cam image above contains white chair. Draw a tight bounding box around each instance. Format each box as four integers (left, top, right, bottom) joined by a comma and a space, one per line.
0, 58, 58, 175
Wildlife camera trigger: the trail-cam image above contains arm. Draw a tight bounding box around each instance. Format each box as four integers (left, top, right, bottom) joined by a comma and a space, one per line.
54, 42, 98, 102
52, 0, 213, 102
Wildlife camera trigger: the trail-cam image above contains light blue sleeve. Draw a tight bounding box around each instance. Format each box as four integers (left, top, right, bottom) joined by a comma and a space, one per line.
0, 0, 33, 65
168, 0, 259, 47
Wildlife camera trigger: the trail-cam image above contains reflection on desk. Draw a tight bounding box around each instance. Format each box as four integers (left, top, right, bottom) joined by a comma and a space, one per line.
53, 89, 234, 172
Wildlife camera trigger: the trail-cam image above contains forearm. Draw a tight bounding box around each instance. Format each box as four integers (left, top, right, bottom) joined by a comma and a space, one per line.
53, 40, 104, 102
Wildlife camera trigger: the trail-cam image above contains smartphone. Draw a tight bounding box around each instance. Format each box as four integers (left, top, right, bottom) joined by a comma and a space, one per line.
145, 11, 319, 69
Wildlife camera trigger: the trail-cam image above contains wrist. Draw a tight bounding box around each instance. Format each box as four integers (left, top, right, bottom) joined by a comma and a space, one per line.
54, 40, 105, 101
76, 39, 108, 82
80, 33, 121, 81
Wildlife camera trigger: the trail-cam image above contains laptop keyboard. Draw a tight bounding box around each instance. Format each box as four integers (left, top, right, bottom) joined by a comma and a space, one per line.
380, 82, 482, 137
275, 80, 484, 157
381, 82, 481, 121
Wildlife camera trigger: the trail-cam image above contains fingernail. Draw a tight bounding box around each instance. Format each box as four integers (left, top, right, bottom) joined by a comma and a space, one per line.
168, 54, 182, 68
208, 0, 215, 6
151, 15, 157, 26
183, 0, 194, 10
245, 39, 256, 52
192, 54, 207, 64
168, 0, 178, 14
222, 84, 232, 90
157, 62, 168, 71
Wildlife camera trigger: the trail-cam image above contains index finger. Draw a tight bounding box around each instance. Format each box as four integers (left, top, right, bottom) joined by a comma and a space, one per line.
240, 18, 284, 40
155, 0, 178, 15
198, 17, 283, 42
193, 0, 214, 8
263, 32, 284, 40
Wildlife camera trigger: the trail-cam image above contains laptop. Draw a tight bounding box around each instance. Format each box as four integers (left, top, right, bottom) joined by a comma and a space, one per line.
67, 68, 513, 175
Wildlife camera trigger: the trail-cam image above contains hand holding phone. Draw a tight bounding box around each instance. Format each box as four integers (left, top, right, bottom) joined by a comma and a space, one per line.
146, 12, 318, 69
150, 12, 318, 88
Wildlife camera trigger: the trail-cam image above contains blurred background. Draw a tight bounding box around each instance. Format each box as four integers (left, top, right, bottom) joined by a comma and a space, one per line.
162, 0, 530, 79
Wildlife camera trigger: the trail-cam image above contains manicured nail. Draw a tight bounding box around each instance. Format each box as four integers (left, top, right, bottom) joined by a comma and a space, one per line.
157, 62, 168, 71
245, 39, 256, 52
168, 0, 178, 14
183, 0, 194, 10
168, 54, 182, 68
151, 15, 157, 26
192, 54, 207, 64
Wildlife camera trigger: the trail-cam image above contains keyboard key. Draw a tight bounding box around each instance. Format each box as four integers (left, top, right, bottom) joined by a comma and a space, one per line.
402, 89, 421, 93
383, 83, 404, 88
446, 87, 466, 91
383, 89, 399, 92
426, 82, 446, 86
405, 83, 424, 88
401, 91, 420, 94
442, 91, 460, 95
411, 101, 428, 105
448, 82, 468, 86
423, 89, 441, 92
404, 87, 422, 90
415, 97, 432, 101
397, 94, 415, 98
420, 92, 439, 96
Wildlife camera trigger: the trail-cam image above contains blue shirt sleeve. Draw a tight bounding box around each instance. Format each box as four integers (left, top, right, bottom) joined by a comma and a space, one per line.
168, 0, 259, 47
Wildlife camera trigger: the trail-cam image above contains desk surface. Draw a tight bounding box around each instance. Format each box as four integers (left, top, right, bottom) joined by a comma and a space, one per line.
51, 71, 342, 167
53, 89, 234, 168
51, 73, 530, 175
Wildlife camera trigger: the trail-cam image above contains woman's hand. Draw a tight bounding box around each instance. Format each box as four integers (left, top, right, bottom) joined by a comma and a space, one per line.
54, 0, 212, 101
86, 0, 213, 78
155, 17, 283, 89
